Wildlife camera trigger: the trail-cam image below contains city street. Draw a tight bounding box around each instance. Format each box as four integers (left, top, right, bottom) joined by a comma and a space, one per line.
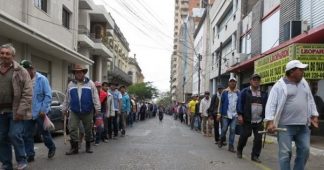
28, 116, 324, 170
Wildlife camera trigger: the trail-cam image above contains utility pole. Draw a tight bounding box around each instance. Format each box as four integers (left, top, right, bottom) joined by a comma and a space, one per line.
198, 53, 202, 96
218, 42, 223, 84
182, 76, 185, 102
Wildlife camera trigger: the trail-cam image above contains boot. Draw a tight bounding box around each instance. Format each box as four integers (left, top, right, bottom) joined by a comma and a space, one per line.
86, 142, 93, 153
66, 141, 78, 155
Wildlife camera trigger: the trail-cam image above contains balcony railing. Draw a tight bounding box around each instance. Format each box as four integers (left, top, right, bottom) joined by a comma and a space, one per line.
108, 66, 132, 85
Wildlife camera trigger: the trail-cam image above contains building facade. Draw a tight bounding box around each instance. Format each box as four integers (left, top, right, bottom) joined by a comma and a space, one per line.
0, 0, 93, 92
0, 0, 139, 93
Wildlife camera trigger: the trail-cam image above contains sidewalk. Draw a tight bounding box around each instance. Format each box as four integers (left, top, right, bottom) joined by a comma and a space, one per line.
266, 135, 324, 156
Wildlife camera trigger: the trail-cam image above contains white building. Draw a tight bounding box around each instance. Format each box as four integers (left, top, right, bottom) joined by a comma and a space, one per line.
0, 0, 93, 92
209, 0, 241, 93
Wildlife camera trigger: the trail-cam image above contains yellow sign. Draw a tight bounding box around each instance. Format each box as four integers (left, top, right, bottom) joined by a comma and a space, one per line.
254, 44, 324, 84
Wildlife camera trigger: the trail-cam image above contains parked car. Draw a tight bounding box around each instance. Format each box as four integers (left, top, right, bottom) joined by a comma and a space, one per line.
34, 90, 67, 142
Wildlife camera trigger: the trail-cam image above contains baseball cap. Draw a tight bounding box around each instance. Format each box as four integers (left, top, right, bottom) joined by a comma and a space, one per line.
20, 60, 33, 69
229, 77, 237, 82
285, 60, 308, 72
250, 73, 261, 79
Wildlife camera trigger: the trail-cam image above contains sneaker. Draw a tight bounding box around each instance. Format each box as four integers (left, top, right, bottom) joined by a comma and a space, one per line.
27, 156, 34, 162
94, 142, 99, 146
48, 148, 56, 159
103, 139, 108, 143
214, 141, 219, 145
17, 163, 27, 170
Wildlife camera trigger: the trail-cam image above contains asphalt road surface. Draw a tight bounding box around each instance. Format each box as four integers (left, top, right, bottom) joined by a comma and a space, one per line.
27, 115, 323, 170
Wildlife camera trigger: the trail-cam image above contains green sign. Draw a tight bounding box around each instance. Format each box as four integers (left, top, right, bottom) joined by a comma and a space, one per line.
254, 44, 324, 84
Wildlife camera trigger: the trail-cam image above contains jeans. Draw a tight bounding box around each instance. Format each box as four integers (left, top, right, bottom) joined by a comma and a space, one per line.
0, 112, 27, 170
23, 117, 56, 158
237, 122, 263, 157
277, 125, 310, 170
220, 117, 237, 146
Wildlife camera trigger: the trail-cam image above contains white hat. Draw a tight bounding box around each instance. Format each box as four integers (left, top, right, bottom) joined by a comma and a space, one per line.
285, 60, 308, 72
229, 77, 237, 82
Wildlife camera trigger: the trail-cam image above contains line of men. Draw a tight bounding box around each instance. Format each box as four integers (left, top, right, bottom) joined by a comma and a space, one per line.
181, 60, 319, 170
0, 44, 137, 170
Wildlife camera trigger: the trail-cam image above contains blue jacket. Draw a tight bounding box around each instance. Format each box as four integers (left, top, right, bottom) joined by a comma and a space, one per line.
32, 72, 52, 119
121, 93, 131, 114
219, 88, 240, 117
62, 77, 101, 115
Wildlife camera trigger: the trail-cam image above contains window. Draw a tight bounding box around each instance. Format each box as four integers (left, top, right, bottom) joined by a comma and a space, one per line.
34, 0, 47, 12
62, 7, 70, 29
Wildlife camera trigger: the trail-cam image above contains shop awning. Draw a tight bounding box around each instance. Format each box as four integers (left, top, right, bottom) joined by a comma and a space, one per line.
227, 24, 324, 73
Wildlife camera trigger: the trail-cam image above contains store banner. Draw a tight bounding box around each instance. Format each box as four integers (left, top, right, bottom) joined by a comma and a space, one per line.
255, 44, 324, 84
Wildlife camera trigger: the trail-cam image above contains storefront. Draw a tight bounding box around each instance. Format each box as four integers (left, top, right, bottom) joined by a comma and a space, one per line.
255, 43, 324, 136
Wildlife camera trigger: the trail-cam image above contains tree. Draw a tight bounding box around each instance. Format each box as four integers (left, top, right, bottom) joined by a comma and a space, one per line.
127, 82, 158, 101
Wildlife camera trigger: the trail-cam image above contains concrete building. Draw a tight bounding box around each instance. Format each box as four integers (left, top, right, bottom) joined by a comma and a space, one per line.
209, 0, 241, 94
192, 8, 210, 96
0, 0, 135, 92
78, 2, 114, 83
107, 24, 132, 86
227, 0, 324, 135
127, 56, 144, 84
0, 0, 93, 92
170, 0, 200, 102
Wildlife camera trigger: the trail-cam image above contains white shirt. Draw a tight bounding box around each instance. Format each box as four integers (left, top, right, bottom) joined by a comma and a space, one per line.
199, 97, 211, 117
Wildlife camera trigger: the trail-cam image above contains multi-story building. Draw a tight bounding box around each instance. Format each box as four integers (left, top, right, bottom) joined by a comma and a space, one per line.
78, 2, 114, 82
0, 0, 93, 92
0, 0, 135, 92
209, 0, 241, 94
171, 0, 201, 102
107, 24, 132, 86
227, 0, 324, 135
127, 56, 144, 84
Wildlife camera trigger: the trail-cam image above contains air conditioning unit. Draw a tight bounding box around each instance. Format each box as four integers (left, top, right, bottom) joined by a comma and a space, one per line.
283, 20, 309, 41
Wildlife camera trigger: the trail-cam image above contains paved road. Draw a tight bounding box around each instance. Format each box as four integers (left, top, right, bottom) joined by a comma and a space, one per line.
28, 115, 323, 170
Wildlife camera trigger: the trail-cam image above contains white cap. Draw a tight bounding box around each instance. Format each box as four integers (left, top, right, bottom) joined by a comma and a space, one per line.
229, 77, 237, 82
285, 60, 308, 72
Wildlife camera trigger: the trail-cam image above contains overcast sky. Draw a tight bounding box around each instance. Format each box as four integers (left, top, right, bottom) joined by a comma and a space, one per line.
94, 0, 174, 92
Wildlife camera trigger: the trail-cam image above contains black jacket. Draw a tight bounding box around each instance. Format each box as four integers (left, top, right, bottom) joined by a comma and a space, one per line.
208, 94, 220, 116
238, 87, 267, 124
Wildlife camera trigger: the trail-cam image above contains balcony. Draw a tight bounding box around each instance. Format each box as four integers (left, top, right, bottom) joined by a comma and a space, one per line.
78, 25, 94, 48
79, 0, 95, 10
108, 66, 132, 86
90, 34, 113, 60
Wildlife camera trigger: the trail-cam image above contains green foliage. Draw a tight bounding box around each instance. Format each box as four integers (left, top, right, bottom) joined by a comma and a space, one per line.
127, 82, 158, 100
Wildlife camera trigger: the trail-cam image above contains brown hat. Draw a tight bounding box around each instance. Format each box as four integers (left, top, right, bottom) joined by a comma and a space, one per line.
72, 64, 88, 74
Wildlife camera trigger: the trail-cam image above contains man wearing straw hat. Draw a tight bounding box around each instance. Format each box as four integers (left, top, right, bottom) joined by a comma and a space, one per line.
62, 64, 100, 155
